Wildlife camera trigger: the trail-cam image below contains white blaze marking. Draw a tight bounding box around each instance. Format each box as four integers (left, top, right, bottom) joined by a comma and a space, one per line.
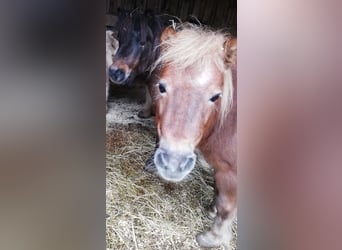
194, 66, 213, 86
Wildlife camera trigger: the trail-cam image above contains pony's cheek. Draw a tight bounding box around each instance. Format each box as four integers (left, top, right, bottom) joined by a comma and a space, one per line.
194, 132, 204, 147
156, 123, 162, 138
156, 99, 164, 115
155, 99, 165, 131
203, 106, 214, 123
202, 107, 217, 133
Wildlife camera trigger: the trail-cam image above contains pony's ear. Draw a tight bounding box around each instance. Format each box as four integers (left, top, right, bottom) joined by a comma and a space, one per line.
160, 26, 176, 43
223, 37, 237, 67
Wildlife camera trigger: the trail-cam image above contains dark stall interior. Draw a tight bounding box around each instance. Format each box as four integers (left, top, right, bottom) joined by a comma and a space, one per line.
106, 0, 236, 33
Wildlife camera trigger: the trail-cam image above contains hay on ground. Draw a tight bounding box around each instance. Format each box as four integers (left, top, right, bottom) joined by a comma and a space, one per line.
106, 123, 237, 250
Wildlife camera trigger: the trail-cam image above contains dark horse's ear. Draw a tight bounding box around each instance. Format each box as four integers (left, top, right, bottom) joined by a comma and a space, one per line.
223, 37, 237, 67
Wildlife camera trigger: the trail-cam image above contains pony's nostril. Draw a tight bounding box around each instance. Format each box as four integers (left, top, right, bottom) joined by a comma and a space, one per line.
180, 155, 196, 171
115, 69, 125, 81
110, 68, 126, 82
155, 150, 169, 170
160, 152, 169, 165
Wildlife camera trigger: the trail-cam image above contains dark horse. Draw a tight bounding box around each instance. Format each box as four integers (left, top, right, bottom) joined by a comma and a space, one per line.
109, 8, 178, 118
152, 24, 237, 248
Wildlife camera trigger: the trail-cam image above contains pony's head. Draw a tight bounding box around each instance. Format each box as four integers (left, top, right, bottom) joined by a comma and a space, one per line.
109, 8, 154, 84
153, 24, 237, 182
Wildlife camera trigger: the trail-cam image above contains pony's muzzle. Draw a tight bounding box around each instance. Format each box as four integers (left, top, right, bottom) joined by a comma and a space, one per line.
109, 66, 126, 83
154, 148, 196, 182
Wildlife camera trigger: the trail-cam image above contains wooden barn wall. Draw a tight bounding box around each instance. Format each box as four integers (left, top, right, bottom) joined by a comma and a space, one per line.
106, 0, 236, 31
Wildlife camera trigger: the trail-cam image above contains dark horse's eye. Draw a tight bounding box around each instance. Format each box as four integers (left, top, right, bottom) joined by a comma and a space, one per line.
210, 93, 221, 102
159, 83, 166, 93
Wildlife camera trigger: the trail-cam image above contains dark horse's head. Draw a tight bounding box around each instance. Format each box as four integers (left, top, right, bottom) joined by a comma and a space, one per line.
109, 8, 155, 84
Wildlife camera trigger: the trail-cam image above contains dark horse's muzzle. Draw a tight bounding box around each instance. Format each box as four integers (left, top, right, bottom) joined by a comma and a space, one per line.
109, 66, 126, 83
154, 148, 197, 182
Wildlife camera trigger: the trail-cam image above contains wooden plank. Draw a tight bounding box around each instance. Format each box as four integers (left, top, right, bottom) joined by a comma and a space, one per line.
179, 0, 190, 21
106, 0, 237, 28
202, 0, 214, 25
133, 0, 144, 9
106, 14, 118, 27
146, 0, 159, 10
157, 0, 163, 13
169, 0, 179, 16
160, 0, 170, 14
114, 0, 135, 12
213, 0, 225, 28
209, 0, 218, 27
190, 0, 201, 21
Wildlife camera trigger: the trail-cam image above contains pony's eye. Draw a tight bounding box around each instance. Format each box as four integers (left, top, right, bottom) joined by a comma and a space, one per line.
159, 83, 166, 93
209, 93, 221, 102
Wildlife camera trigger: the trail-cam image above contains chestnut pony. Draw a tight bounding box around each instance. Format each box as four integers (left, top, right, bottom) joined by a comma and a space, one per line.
152, 24, 237, 248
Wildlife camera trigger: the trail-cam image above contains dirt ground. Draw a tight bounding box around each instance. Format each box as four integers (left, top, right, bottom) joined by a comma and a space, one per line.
106, 83, 237, 250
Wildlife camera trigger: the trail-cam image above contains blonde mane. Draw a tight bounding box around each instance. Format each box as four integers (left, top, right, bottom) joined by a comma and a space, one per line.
153, 23, 234, 125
